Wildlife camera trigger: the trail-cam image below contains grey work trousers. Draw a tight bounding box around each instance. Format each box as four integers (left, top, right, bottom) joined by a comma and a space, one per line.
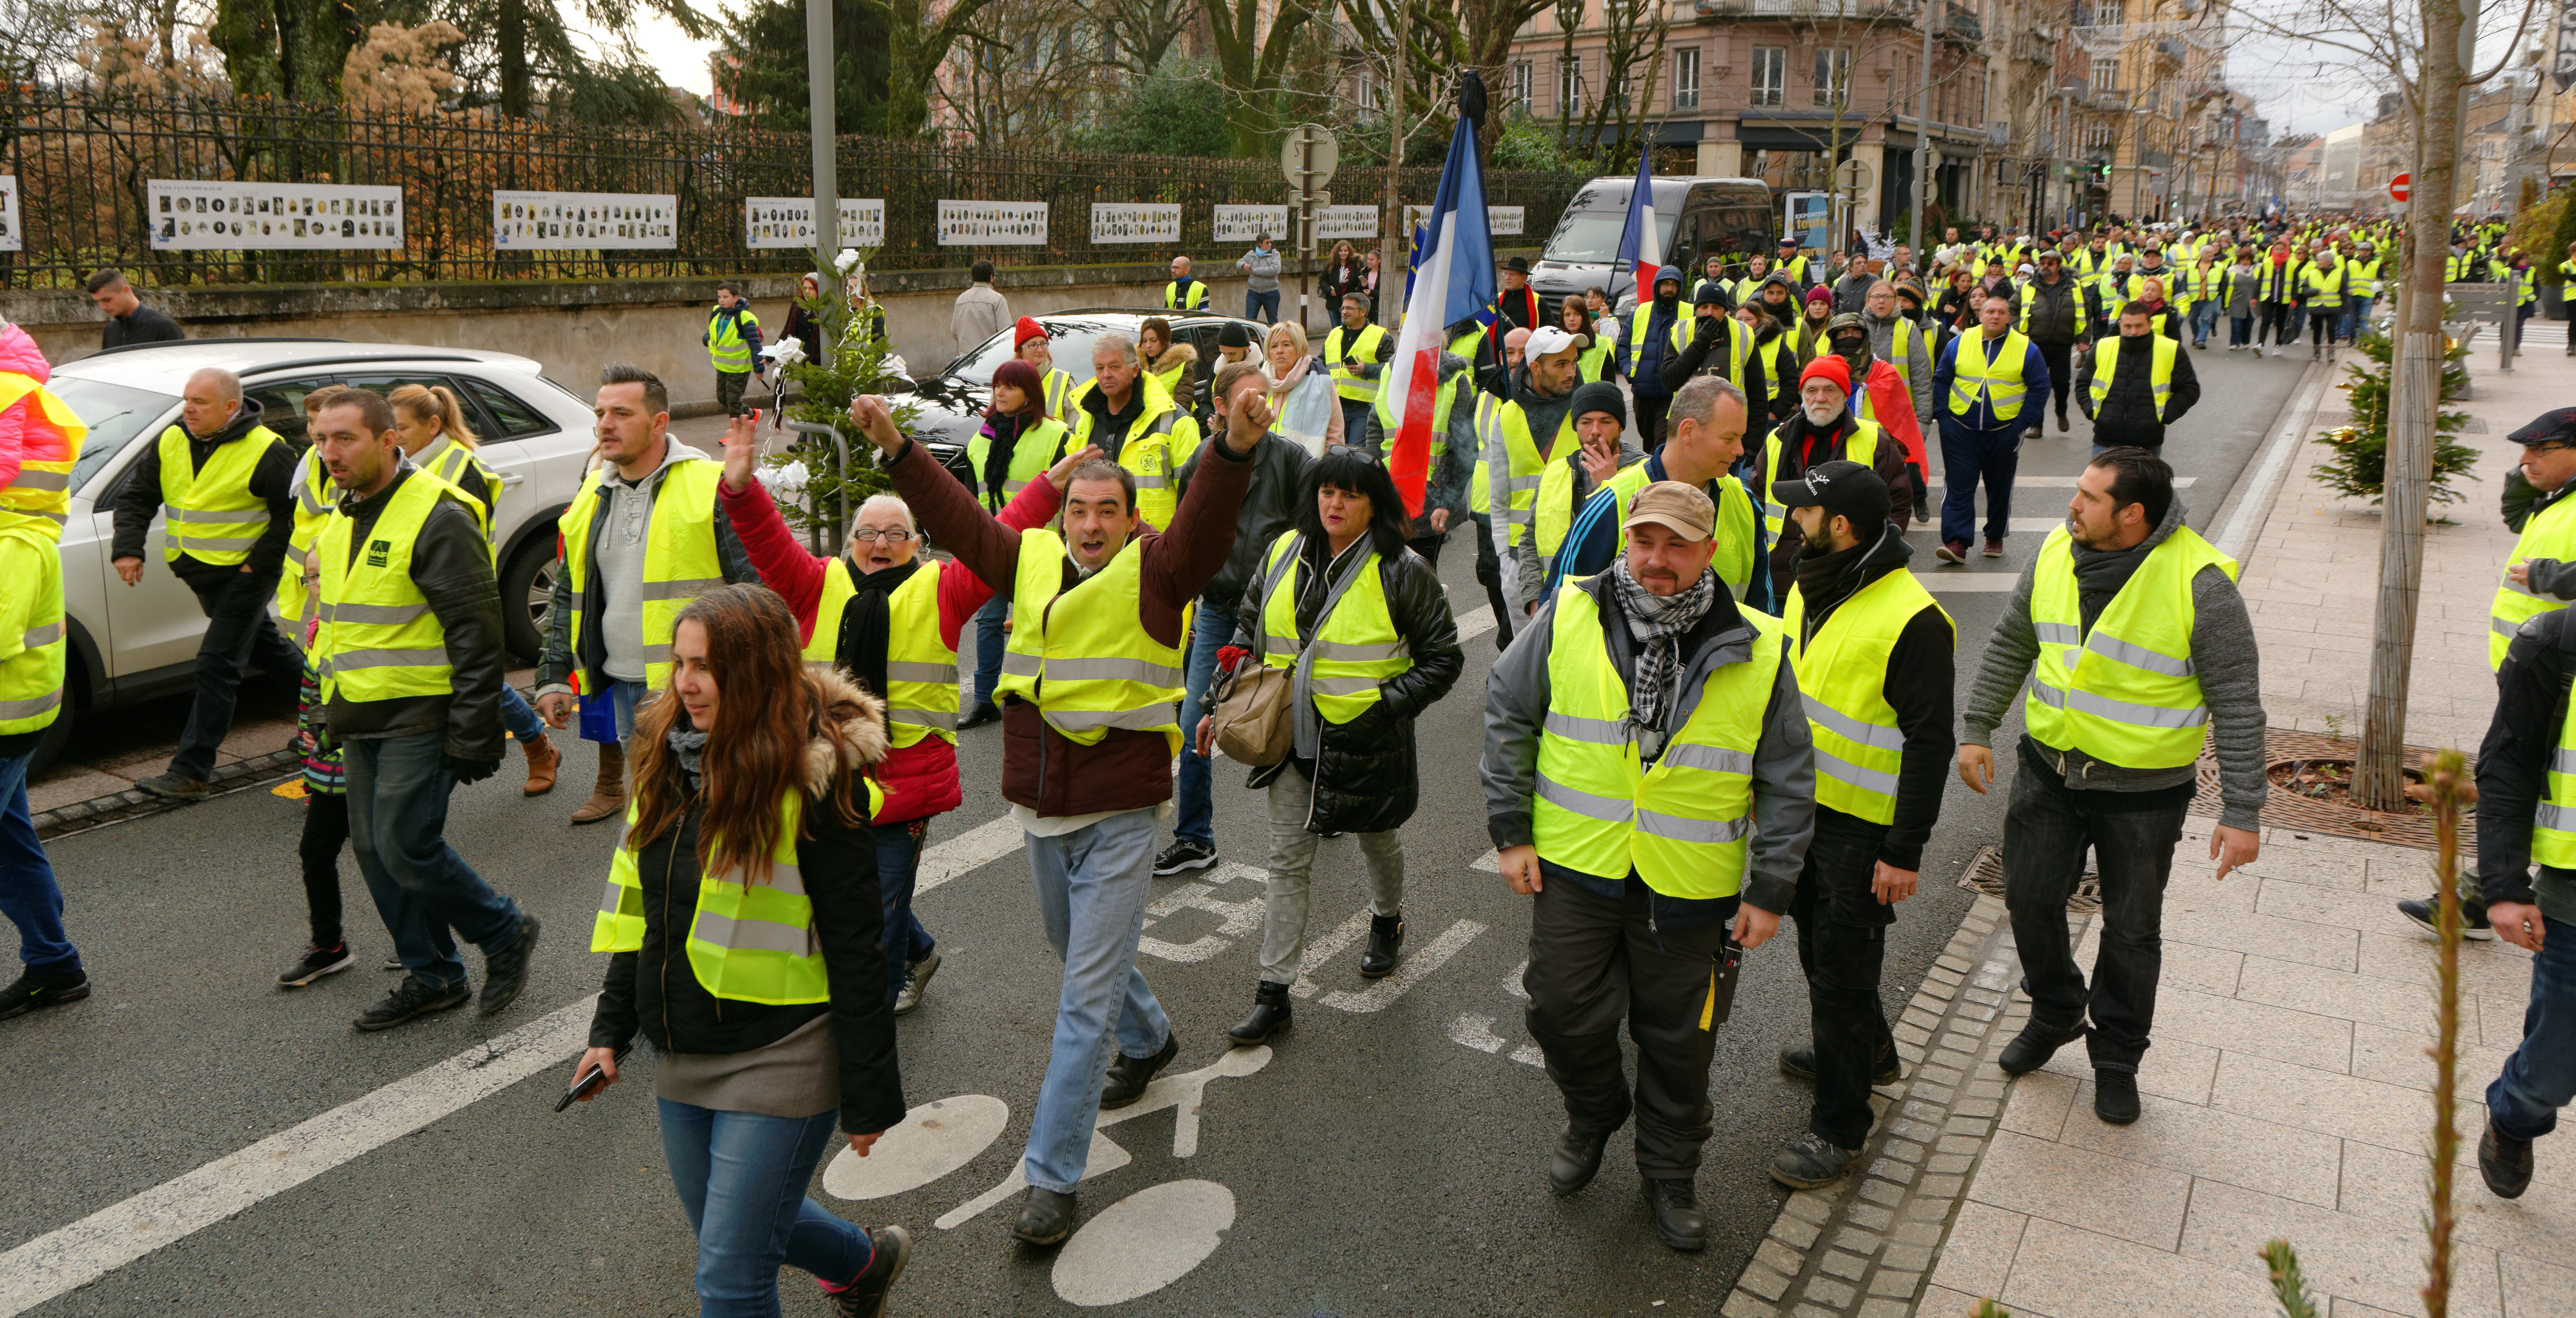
1256, 761, 1404, 985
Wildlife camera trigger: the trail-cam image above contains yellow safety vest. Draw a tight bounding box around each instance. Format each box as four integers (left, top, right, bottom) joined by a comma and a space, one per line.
1783, 568, 1950, 824
2302, 263, 2347, 310
805, 560, 957, 747
1040, 367, 1075, 422
417, 436, 502, 543
1619, 305, 1690, 379
560, 456, 728, 692
1253, 532, 1407, 724
1883, 317, 1920, 376
274, 446, 341, 628
2529, 687, 2576, 868
1164, 280, 1209, 310
1325, 324, 1388, 403
1062, 378, 1195, 530
707, 307, 759, 373
2491, 490, 2576, 669
1556, 462, 1759, 603
1468, 390, 1502, 517
0, 374, 83, 540
2087, 334, 2179, 423
1761, 421, 1882, 543
1946, 327, 2031, 423
0, 523, 65, 735
966, 416, 1067, 508
158, 422, 287, 567
316, 468, 476, 705
2346, 258, 2382, 298
1372, 361, 1462, 460
1576, 330, 1614, 382
2023, 525, 2237, 768
994, 528, 1191, 755
1495, 404, 1572, 548
1531, 580, 1782, 898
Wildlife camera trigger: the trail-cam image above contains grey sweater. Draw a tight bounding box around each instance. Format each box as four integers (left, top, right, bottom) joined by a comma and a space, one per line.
1957, 496, 2269, 831
1238, 246, 1283, 293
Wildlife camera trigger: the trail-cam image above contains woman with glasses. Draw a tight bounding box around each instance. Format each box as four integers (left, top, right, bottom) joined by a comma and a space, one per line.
1202, 446, 1464, 1046
713, 412, 1099, 1014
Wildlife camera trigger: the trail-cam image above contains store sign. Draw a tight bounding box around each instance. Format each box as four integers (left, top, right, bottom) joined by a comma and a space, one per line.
744, 197, 887, 249
493, 191, 675, 250
148, 180, 404, 250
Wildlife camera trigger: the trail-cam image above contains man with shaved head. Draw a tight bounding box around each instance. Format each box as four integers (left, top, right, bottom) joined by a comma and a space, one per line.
111, 365, 300, 801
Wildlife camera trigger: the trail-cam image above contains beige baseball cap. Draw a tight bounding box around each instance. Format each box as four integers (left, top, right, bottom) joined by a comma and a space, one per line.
1622, 481, 1716, 542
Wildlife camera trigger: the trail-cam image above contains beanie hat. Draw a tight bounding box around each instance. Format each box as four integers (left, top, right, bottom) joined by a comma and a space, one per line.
1218, 320, 1253, 349
1569, 380, 1627, 427
1798, 354, 1852, 394
1012, 316, 1048, 350
1804, 286, 1833, 307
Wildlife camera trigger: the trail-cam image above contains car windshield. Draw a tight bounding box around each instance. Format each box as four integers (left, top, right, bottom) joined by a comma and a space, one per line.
1544, 207, 1681, 265
59, 377, 179, 489
942, 323, 1114, 387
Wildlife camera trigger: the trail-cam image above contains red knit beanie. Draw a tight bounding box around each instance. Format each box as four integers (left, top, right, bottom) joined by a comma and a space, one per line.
1012, 317, 1048, 350
1798, 354, 1852, 393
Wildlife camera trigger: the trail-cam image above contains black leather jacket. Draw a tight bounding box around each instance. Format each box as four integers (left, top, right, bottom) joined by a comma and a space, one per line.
1176, 430, 1317, 615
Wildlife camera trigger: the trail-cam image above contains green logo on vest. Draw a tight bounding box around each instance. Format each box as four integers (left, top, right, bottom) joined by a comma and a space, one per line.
366, 539, 391, 567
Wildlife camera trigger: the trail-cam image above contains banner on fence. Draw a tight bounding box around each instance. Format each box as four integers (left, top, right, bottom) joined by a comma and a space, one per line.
744, 197, 887, 249
938, 201, 1049, 245
1089, 203, 1181, 245
1213, 204, 1290, 244
494, 191, 676, 250
1315, 206, 1379, 241
1404, 205, 1525, 237
0, 177, 18, 253
148, 180, 404, 250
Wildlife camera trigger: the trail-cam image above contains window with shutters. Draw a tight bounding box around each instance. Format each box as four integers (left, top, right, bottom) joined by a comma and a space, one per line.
1510, 61, 1534, 113
1559, 56, 1583, 115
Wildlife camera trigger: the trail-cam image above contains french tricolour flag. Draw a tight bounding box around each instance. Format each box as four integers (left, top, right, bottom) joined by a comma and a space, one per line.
1613, 147, 1659, 307
1383, 111, 1495, 517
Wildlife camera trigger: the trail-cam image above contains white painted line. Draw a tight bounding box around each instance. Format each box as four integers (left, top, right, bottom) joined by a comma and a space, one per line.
1509, 1042, 1545, 1067
1504, 959, 1529, 1001
1449, 1013, 1507, 1054
916, 813, 1027, 895
1470, 847, 1501, 873
1137, 877, 1264, 964
821, 1094, 1010, 1201
1455, 604, 1495, 642
1318, 919, 1486, 1013
1918, 575, 2022, 592
1052, 1180, 1236, 1307
2005, 517, 2071, 533
2216, 363, 2332, 566
936, 1130, 1132, 1230
0, 996, 596, 1315
1288, 910, 1374, 1000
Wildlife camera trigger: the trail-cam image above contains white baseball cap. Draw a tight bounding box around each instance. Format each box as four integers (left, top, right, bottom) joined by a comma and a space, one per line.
1527, 325, 1589, 357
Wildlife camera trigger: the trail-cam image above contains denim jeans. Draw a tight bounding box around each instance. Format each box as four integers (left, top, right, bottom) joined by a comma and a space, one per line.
1339, 398, 1373, 450
1246, 289, 1280, 324
611, 677, 653, 744
1789, 819, 1896, 1151
1171, 601, 1234, 851
657, 1098, 875, 1317
2190, 302, 2218, 346
2488, 913, 2576, 1141
1938, 419, 2021, 548
500, 685, 544, 743
2342, 296, 2374, 343
968, 596, 1007, 709
344, 730, 523, 987
877, 818, 933, 1004
1020, 807, 1170, 1193
2229, 314, 2254, 347
0, 750, 77, 972
1256, 761, 1403, 985
171, 567, 301, 781
2000, 738, 2191, 1074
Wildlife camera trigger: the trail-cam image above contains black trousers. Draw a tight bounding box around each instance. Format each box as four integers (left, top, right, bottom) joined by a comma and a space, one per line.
1470, 512, 1514, 649
2259, 301, 2299, 346
1406, 530, 1445, 568
1632, 394, 1672, 452
299, 790, 349, 947
2002, 738, 2191, 1074
172, 567, 301, 782
1525, 876, 1741, 1177
1790, 820, 1896, 1151
2308, 312, 2339, 348
2033, 340, 2074, 425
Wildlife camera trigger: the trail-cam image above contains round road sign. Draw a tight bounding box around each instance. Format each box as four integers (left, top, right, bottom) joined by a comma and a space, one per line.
2390, 173, 2411, 203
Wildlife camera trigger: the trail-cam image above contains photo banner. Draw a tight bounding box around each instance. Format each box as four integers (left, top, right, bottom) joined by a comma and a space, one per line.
937, 201, 1049, 246
744, 197, 887, 249
148, 180, 404, 250
1315, 206, 1379, 241
1213, 204, 1289, 244
1404, 205, 1524, 237
0, 177, 18, 253
494, 191, 676, 250
1090, 203, 1181, 244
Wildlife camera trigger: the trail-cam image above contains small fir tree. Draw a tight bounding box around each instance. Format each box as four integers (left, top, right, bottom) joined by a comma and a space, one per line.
2310, 324, 2479, 509
766, 250, 911, 545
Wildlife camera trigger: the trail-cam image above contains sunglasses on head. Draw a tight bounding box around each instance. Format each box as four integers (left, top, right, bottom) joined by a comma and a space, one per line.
1326, 444, 1382, 464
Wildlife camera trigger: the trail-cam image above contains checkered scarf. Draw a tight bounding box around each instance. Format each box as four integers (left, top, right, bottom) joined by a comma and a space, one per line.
1609, 557, 1716, 743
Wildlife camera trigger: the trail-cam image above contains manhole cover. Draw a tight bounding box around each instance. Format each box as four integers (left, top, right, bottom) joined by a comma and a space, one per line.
1956, 843, 2102, 913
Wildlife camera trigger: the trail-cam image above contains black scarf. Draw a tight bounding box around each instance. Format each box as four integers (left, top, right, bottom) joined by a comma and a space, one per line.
978, 411, 1029, 511
2070, 536, 2154, 630
832, 557, 927, 715
1793, 536, 1870, 642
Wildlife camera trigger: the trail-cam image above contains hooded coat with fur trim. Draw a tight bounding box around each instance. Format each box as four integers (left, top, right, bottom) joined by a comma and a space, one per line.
586, 669, 905, 1137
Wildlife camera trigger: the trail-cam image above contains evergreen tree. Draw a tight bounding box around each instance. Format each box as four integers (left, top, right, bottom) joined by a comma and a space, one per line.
2311, 323, 2478, 508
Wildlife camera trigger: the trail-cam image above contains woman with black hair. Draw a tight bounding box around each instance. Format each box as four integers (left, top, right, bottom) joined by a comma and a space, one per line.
1202, 447, 1464, 1045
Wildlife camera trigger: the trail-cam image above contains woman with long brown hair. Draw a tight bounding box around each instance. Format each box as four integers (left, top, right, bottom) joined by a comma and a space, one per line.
575, 584, 912, 1318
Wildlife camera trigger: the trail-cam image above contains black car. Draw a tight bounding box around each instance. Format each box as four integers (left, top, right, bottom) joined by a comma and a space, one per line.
900, 308, 1270, 469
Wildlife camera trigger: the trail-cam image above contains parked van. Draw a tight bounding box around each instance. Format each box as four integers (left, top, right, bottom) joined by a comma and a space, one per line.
1531, 177, 1776, 311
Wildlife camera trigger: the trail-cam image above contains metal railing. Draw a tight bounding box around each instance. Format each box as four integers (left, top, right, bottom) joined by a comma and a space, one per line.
0, 91, 1588, 289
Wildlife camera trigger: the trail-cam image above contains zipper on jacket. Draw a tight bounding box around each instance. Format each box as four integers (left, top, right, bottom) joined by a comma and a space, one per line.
658, 825, 682, 1052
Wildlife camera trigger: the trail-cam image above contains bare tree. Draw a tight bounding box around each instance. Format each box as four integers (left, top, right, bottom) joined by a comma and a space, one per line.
942, 0, 1108, 146
0, 0, 95, 86
1199, 0, 1334, 155
1096, 0, 1197, 79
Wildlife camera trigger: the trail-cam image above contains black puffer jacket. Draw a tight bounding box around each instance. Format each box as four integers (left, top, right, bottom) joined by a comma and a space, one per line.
2072, 330, 2201, 449
1229, 534, 1463, 834
2020, 274, 2083, 345
587, 671, 905, 1138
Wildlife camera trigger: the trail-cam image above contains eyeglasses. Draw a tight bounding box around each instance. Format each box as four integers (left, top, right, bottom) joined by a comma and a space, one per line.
850, 528, 915, 543
1325, 444, 1382, 465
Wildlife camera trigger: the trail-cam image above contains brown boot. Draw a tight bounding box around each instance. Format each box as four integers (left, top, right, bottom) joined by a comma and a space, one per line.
569, 742, 627, 825
520, 731, 562, 797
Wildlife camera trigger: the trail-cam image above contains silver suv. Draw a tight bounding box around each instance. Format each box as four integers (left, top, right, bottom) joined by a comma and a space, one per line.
35, 338, 597, 773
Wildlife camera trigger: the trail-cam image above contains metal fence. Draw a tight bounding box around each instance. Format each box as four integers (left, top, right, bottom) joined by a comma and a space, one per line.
0, 91, 1588, 288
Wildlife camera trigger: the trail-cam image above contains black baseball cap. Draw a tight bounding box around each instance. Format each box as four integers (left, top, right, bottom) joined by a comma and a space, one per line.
1774, 459, 1891, 531
2511, 407, 2576, 450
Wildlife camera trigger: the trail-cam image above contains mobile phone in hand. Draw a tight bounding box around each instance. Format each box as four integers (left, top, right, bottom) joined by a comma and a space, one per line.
555, 1044, 632, 1112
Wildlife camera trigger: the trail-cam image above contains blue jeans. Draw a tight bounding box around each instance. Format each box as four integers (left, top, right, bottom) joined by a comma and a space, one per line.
2489, 913, 2576, 1141
2342, 296, 2374, 342
1340, 398, 1372, 448
0, 751, 76, 972
1938, 418, 2021, 548
612, 677, 653, 743
1021, 808, 1170, 1193
657, 1098, 874, 1317
2190, 302, 2218, 346
968, 596, 1007, 709
1246, 289, 1279, 324
1170, 601, 1233, 850
344, 731, 522, 987
877, 818, 933, 1003
2229, 314, 2254, 347
500, 685, 544, 743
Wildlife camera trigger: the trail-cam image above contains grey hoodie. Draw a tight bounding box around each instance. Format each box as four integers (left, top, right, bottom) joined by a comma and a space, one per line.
1957, 496, 2269, 829
1498, 363, 1581, 612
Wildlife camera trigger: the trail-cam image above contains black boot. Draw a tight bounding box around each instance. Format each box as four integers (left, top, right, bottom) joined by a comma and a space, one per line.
1640, 1176, 1707, 1251
2481, 1116, 2534, 1199
1227, 980, 1292, 1046
1099, 1032, 1178, 1110
1012, 1187, 1078, 1245
1547, 1124, 1612, 1197
1359, 911, 1405, 979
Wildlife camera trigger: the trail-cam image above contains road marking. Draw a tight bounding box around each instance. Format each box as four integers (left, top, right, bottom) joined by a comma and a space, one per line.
1456, 605, 1495, 642
1052, 1181, 1236, 1307
1471, 847, 1501, 873
2004, 475, 2195, 487
0, 996, 595, 1316
1287, 910, 1374, 999
936, 1131, 1133, 1230
1138, 867, 1265, 964
2217, 362, 2331, 564
821, 1095, 1011, 1201
1318, 919, 1486, 1013
916, 813, 1026, 895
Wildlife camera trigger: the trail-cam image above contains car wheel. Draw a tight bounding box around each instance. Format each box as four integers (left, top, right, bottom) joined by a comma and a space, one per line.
499, 539, 559, 665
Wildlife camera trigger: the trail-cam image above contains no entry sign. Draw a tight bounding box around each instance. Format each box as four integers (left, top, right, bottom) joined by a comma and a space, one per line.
2391, 173, 2412, 203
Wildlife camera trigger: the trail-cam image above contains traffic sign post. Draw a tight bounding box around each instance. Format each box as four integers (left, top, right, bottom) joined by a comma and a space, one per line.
1282, 124, 1340, 332
2390, 173, 2411, 204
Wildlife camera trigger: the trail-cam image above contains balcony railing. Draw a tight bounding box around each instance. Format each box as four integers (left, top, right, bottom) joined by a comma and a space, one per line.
1692, 0, 1899, 18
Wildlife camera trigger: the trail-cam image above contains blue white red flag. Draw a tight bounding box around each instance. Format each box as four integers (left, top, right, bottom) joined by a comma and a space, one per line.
1382, 112, 1494, 517
1613, 148, 1659, 307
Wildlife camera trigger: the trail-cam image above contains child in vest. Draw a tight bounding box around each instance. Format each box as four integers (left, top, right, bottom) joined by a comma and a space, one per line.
277, 551, 360, 987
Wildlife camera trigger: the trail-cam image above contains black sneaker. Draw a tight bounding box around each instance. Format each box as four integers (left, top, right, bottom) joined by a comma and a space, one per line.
829, 1224, 912, 1318
477, 913, 542, 1016
2481, 1116, 2534, 1199
2094, 1069, 2142, 1124
134, 771, 214, 802
1769, 1132, 1862, 1188
278, 943, 355, 988
1152, 839, 1217, 877
2398, 895, 2496, 941
0, 966, 91, 1021
354, 974, 471, 1031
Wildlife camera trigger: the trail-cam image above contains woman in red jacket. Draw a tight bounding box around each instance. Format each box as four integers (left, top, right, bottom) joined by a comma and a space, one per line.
717, 414, 1096, 1014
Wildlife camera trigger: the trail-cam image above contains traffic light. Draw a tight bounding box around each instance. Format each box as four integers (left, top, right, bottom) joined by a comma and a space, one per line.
2097, 161, 2113, 182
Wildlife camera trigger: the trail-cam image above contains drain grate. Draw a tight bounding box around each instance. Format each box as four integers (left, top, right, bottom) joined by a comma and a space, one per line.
2188, 727, 2462, 851
1956, 843, 2102, 912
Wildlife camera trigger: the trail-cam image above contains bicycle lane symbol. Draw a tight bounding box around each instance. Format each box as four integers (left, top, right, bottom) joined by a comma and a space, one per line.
820, 1047, 1274, 1306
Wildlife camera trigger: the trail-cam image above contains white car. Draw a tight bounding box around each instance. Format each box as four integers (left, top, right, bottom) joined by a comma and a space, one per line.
34, 338, 596, 773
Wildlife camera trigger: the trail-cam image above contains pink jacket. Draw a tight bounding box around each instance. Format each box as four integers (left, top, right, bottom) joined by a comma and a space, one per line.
0, 325, 82, 533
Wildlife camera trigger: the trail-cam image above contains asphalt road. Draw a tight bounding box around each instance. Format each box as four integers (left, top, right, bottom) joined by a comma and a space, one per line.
0, 343, 2311, 1318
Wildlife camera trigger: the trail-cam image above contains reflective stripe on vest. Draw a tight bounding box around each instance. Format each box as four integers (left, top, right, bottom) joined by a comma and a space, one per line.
2022, 525, 2238, 768
2303, 263, 2347, 310
0, 374, 84, 542
708, 307, 757, 372
1530, 581, 1780, 898
1469, 391, 1502, 515
2087, 333, 2178, 423
806, 560, 959, 746
2530, 693, 2576, 868
1495, 404, 1570, 546
992, 528, 1191, 754
158, 422, 286, 566
2491, 492, 2576, 670
1579, 463, 1758, 603
1783, 568, 1951, 824
1762, 421, 1882, 542
0, 524, 66, 735
317, 469, 473, 704
1164, 280, 1208, 310
1946, 328, 2031, 423
273, 447, 341, 628
1255, 532, 1407, 724
560, 457, 729, 691
1326, 324, 1388, 403
592, 791, 863, 1007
